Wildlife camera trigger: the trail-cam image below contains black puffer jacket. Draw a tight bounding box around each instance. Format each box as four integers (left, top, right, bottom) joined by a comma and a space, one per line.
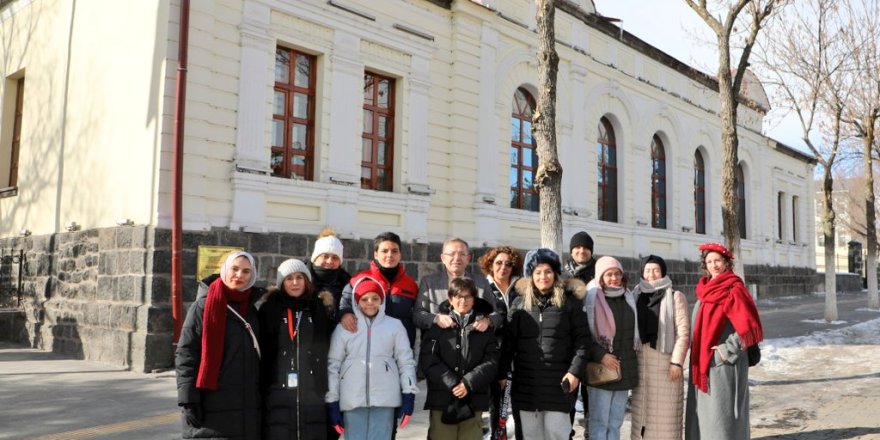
258, 288, 334, 440
176, 274, 263, 439
500, 278, 591, 413
308, 262, 350, 325
419, 297, 499, 411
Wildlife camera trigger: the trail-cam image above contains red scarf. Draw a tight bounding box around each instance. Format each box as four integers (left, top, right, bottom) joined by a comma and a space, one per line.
691, 270, 763, 393
196, 278, 252, 390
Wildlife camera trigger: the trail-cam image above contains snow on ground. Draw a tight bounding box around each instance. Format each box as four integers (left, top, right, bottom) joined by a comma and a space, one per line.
799, 319, 847, 325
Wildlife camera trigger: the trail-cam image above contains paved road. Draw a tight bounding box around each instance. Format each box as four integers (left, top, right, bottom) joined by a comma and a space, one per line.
1, 290, 878, 439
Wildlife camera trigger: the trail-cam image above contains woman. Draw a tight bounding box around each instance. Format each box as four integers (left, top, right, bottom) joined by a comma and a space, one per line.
630, 255, 689, 440
259, 259, 334, 440
685, 243, 763, 440
419, 276, 499, 439
584, 256, 640, 440
478, 246, 522, 438
308, 228, 351, 325
176, 251, 263, 439
500, 248, 590, 440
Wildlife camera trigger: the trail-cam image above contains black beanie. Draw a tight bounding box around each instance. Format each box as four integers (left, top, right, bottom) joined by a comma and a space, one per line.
569, 231, 594, 252
640, 254, 667, 278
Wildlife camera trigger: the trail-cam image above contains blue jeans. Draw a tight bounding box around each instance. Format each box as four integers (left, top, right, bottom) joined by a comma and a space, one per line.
587, 387, 628, 440
343, 407, 394, 440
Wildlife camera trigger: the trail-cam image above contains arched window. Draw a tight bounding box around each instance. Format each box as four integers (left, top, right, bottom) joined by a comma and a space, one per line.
509, 88, 538, 211
597, 117, 618, 222
736, 164, 747, 239
694, 150, 706, 234
651, 135, 667, 229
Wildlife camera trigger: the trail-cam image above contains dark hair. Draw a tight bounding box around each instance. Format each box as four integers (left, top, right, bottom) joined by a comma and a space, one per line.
373, 231, 402, 252
448, 276, 477, 299
700, 250, 732, 274
478, 246, 523, 277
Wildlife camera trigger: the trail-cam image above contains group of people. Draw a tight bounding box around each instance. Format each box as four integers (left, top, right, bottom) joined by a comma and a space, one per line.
175, 228, 763, 440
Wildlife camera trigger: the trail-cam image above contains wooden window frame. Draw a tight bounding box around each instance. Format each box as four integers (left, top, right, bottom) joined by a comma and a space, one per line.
792, 196, 799, 242
509, 88, 538, 212
694, 150, 706, 234
597, 117, 618, 222
271, 47, 316, 180
361, 71, 395, 191
650, 135, 667, 229
736, 165, 747, 239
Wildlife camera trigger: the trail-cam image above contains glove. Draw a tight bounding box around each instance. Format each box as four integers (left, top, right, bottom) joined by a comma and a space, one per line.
398, 393, 415, 428
326, 401, 345, 434
182, 403, 203, 428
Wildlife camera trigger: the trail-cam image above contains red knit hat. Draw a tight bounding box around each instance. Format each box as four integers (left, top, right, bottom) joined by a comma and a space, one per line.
353, 277, 385, 304
698, 242, 734, 260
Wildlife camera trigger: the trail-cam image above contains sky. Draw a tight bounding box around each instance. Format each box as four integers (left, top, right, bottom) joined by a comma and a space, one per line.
591, 0, 809, 153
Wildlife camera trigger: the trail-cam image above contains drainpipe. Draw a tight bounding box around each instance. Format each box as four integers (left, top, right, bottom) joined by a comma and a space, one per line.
172, 0, 190, 344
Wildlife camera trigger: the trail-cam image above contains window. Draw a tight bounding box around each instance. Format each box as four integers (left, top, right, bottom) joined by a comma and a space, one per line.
792, 196, 799, 242
509, 88, 538, 211
777, 192, 784, 240
597, 117, 618, 222
272, 48, 316, 180
736, 164, 746, 239
694, 150, 706, 234
650, 135, 666, 229
361, 71, 395, 191
1, 77, 24, 190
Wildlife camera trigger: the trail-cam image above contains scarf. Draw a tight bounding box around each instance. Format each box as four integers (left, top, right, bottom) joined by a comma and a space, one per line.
691, 269, 763, 393
593, 287, 620, 349
634, 276, 674, 351
196, 277, 253, 390
376, 261, 400, 284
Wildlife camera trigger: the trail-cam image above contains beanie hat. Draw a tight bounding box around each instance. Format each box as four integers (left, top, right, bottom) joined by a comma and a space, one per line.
569, 231, 594, 252
698, 242, 734, 260
311, 235, 344, 264
276, 258, 311, 287
640, 254, 667, 278
594, 256, 624, 280
523, 248, 562, 278
353, 276, 385, 304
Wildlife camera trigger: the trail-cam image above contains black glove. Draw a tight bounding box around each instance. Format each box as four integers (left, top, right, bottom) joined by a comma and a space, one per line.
182, 403, 203, 428
326, 401, 344, 430
397, 393, 415, 418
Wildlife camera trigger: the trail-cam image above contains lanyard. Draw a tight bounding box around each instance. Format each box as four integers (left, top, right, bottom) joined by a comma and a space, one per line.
286, 309, 303, 342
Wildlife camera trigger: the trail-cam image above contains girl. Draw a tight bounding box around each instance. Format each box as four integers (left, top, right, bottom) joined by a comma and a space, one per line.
685, 243, 763, 440
259, 258, 334, 439
584, 256, 640, 440
326, 277, 418, 440
176, 251, 263, 439
630, 255, 689, 440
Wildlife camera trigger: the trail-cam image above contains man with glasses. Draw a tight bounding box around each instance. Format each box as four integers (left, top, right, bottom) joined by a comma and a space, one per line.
414, 238, 500, 332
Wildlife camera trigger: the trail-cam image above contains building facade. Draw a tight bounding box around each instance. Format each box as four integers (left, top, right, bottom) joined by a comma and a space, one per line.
0, 0, 815, 370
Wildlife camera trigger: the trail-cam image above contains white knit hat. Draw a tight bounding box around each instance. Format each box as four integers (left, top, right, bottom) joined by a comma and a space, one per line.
276, 258, 311, 287
311, 235, 344, 263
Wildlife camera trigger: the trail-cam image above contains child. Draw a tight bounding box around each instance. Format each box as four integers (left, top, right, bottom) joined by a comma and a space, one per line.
326, 276, 418, 440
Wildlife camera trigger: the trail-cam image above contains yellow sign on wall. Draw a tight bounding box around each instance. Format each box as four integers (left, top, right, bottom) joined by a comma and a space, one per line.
197, 246, 244, 280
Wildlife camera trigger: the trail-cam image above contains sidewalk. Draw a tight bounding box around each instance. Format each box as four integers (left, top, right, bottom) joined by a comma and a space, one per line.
1, 292, 879, 439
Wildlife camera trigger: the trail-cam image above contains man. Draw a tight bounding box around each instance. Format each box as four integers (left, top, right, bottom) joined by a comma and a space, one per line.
413, 238, 501, 332
565, 231, 597, 284
338, 231, 420, 346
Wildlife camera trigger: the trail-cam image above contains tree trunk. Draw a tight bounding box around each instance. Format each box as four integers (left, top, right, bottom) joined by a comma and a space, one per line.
865, 119, 879, 309
716, 41, 743, 276
822, 167, 838, 321
534, 0, 563, 254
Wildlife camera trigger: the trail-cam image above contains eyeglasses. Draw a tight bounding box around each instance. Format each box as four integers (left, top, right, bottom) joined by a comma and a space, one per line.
453, 295, 475, 302
493, 260, 515, 267
442, 252, 470, 258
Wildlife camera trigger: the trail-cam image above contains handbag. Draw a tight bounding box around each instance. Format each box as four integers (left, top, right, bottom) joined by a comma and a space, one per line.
441, 397, 474, 424
586, 362, 621, 386
747, 343, 761, 367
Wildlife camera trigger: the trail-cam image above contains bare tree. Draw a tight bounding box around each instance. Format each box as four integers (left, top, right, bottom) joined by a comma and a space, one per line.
755, 0, 853, 320
840, 0, 880, 309
683, 0, 782, 275
534, 0, 563, 253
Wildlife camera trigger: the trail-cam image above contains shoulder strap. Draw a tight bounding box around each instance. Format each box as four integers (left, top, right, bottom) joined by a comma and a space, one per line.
226, 305, 261, 359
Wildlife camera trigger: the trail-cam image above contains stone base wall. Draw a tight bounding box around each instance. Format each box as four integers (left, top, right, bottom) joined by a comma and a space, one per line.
815, 272, 863, 294
0, 228, 822, 371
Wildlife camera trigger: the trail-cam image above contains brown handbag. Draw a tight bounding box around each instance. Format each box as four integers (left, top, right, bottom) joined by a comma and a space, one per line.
586, 362, 621, 386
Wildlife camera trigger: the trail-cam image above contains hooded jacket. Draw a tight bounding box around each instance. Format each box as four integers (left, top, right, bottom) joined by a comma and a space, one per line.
339, 262, 419, 346
326, 280, 419, 412
176, 274, 264, 440
418, 297, 499, 411
500, 278, 591, 413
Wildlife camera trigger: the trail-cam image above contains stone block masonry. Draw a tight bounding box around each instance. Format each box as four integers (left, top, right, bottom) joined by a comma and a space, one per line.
0, 228, 827, 372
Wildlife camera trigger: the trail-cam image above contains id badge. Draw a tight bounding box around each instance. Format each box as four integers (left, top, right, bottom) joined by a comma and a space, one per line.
287, 372, 299, 388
